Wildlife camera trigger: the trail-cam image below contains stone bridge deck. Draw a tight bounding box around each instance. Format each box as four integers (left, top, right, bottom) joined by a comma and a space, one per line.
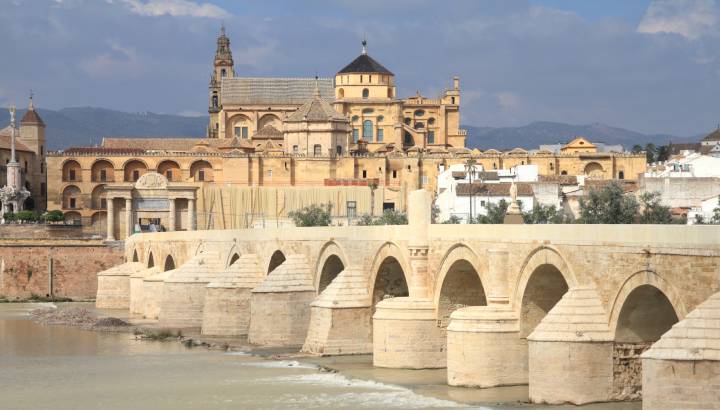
95, 191, 720, 408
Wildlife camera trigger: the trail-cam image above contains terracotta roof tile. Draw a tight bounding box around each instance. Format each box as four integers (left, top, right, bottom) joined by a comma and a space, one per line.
0, 135, 33, 153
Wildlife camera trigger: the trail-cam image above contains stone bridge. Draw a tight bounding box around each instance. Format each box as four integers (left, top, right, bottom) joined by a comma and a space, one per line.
96, 191, 720, 408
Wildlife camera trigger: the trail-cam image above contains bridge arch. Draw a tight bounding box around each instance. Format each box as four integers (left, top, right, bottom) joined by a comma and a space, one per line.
131, 249, 139, 263
163, 254, 175, 272
515, 246, 577, 338
147, 251, 155, 269
368, 242, 411, 307
433, 243, 488, 327
266, 249, 287, 274
314, 241, 349, 293
609, 270, 685, 342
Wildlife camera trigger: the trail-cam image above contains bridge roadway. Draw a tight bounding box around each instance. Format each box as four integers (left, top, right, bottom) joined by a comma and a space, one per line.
96, 190, 720, 408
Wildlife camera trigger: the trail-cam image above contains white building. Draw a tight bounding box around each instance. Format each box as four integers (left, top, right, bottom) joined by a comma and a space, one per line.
435, 163, 537, 223
645, 153, 720, 178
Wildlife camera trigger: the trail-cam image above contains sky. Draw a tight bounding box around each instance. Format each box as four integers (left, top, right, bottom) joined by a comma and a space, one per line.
1, 0, 719, 136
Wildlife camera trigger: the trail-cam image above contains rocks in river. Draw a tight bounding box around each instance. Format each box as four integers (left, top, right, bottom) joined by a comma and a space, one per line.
31, 307, 130, 331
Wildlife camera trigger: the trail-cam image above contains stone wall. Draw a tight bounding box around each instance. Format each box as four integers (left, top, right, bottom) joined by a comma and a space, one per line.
612, 342, 651, 401
0, 238, 123, 300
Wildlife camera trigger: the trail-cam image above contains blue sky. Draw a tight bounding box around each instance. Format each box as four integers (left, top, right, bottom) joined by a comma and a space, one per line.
2, 0, 719, 136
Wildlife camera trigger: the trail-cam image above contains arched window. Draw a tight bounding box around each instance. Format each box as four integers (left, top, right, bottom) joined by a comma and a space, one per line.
404, 117, 412, 125
549, 162, 554, 171
428, 117, 436, 125
414, 122, 425, 129
618, 171, 625, 180
363, 120, 373, 140
561, 170, 568, 175
212, 93, 218, 108
362, 88, 369, 99
338, 88, 345, 98
377, 115, 384, 123
404, 132, 413, 145
221, 68, 227, 78
351, 115, 359, 123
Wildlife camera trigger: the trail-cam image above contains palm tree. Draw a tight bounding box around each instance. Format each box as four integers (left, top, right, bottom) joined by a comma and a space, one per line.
465, 158, 477, 223
369, 181, 378, 217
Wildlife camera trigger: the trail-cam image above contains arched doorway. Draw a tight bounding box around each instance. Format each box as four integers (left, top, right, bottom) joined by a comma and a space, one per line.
164, 255, 175, 272
268, 250, 286, 274
437, 259, 487, 327
91, 159, 115, 182
520, 263, 569, 338
584, 162, 604, 179
318, 255, 344, 294
613, 285, 678, 399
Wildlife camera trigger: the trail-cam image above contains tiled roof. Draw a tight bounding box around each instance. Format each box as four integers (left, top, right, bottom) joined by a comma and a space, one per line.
221, 77, 334, 105
286, 91, 346, 122
218, 137, 255, 151
702, 128, 720, 142
456, 182, 534, 197
102, 137, 206, 151
337, 54, 393, 75
539, 174, 579, 185
63, 147, 146, 155
20, 108, 44, 126
451, 171, 499, 181
252, 125, 284, 139
0, 134, 33, 153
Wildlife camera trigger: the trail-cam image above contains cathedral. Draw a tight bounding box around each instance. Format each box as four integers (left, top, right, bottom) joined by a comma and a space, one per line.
206, 27, 465, 154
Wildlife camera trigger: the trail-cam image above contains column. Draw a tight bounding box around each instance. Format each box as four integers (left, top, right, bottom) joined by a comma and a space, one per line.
168, 198, 176, 231
106, 197, 115, 241
125, 198, 133, 238
188, 198, 196, 230
407, 189, 431, 298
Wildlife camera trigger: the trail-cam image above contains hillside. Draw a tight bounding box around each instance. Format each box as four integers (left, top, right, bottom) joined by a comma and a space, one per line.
0, 107, 699, 151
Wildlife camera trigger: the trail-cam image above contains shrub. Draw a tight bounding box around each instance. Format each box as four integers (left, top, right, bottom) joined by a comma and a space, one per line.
15, 210, 38, 223
2, 211, 15, 222
356, 209, 409, 226
42, 210, 65, 223
288, 204, 332, 227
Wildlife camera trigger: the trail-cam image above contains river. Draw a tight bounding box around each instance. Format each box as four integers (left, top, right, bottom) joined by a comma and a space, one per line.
0, 303, 641, 410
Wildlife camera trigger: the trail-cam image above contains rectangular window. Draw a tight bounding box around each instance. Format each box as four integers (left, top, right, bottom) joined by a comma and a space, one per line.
314, 144, 322, 156
377, 128, 384, 142
362, 170, 367, 178
421, 175, 428, 185
392, 170, 397, 179
353, 129, 359, 142
242, 127, 249, 139
100, 198, 107, 210
428, 130, 435, 144
166, 170, 172, 181
198, 170, 205, 181
234, 127, 241, 138
69, 198, 76, 209
41, 183, 46, 197
293, 145, 299, 153
268, 169, 273, 179
100, 169, 107, 182
69, 169, 76, 181
132, 170, 139, 181
347, 201, 357, 218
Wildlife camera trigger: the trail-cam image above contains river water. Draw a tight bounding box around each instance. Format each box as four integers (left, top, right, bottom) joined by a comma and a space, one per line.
0, 303, 640, 410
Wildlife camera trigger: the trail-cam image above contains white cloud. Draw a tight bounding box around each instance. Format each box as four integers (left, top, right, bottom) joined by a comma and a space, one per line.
497, 92, 520, 110
121, 0, 230, 18
638, 0, 718, 40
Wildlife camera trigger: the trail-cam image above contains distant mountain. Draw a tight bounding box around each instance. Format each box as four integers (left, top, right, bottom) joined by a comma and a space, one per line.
0, 107, 700, 151
0, 107, 207, 150
463, 121, 698, 150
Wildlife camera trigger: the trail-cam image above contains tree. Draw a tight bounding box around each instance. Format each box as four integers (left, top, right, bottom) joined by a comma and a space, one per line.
638, 191, 673, 224
465, 158, 478, 222
711, 197, 720, 224
523, 204, 567, 224
288, 204, 332, 227
442, 215, 462, 224
631, 144, 643, 154
368, 182, 378, 217
42, 210, 65, 224
645, 143, 657, 163
356, 209, 408, 225
656, 145, 671, 162
578, 182, 639, 224
473, 200, 509, 224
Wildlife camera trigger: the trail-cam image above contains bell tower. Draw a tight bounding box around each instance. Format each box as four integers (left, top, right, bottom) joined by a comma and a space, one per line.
208, 24, 235, 138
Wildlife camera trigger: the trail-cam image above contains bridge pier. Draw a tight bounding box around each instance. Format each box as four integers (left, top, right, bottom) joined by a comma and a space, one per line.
373, 297, 446, 368
641, 292, 720, 410
303, 267, 373, 355
158, 251, 223, 329
142, 269, 175, 319
96, 261, 144, 309
129, 266, 160, 316
447, 305, 526, 386
528, 287, 614, 405
248, 254, 315, 347
202, 254, 264, 336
